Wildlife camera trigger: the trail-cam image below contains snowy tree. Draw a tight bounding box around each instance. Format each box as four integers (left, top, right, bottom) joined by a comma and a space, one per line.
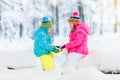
114, 0, 119, 33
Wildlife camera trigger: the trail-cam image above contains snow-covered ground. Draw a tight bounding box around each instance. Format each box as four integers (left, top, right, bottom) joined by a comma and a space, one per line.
0, 33, 120, 80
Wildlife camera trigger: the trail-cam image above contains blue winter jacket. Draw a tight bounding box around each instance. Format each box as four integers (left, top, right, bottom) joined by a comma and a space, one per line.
34, 28, 55, 57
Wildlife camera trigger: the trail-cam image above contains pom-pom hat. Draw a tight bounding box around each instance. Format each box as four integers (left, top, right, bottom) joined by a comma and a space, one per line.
68, 11, 80, 24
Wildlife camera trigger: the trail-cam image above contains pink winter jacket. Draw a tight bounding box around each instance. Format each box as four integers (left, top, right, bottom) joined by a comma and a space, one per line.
65, 22, 90, 55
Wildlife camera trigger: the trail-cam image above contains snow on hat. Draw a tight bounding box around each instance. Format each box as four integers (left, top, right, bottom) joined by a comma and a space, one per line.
68, 11, 80, 24
41, 17, 53, 28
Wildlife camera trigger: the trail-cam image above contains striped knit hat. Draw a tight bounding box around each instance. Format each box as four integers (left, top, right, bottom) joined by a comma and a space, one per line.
41, 17, 53, 28
68, 11, 80, 24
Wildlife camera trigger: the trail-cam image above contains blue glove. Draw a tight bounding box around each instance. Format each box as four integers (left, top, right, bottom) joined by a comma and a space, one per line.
53, 47, 60, 53
55, 46, 61, 48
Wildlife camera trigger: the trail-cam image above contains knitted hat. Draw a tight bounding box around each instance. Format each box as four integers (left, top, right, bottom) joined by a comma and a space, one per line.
68, 11, 80, 24
41, 17, 53, 28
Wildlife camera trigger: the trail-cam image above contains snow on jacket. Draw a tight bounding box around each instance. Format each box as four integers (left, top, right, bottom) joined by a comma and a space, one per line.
34, 28, 55, 57
65, 22, 90, 55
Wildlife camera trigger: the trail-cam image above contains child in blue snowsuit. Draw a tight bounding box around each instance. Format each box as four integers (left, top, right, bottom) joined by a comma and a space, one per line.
34, 17, 60, 71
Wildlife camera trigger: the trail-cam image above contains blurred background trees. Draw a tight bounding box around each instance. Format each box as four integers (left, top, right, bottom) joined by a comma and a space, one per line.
0, 0, 120, 41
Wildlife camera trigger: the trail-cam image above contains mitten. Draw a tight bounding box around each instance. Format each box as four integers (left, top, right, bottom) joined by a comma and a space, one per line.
61, 45, 66, 50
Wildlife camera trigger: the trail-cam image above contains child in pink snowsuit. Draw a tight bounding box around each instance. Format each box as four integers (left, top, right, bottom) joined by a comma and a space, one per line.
61, 11, 90, 71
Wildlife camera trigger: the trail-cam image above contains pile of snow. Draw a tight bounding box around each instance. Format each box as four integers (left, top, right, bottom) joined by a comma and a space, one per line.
88, 33, 120, 71
0, 39, 40, 69
58, 67, 105, 80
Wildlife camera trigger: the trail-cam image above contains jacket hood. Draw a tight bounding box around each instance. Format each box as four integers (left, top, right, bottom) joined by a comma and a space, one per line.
75, 22, 90, 35
34, 28, 48, 38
